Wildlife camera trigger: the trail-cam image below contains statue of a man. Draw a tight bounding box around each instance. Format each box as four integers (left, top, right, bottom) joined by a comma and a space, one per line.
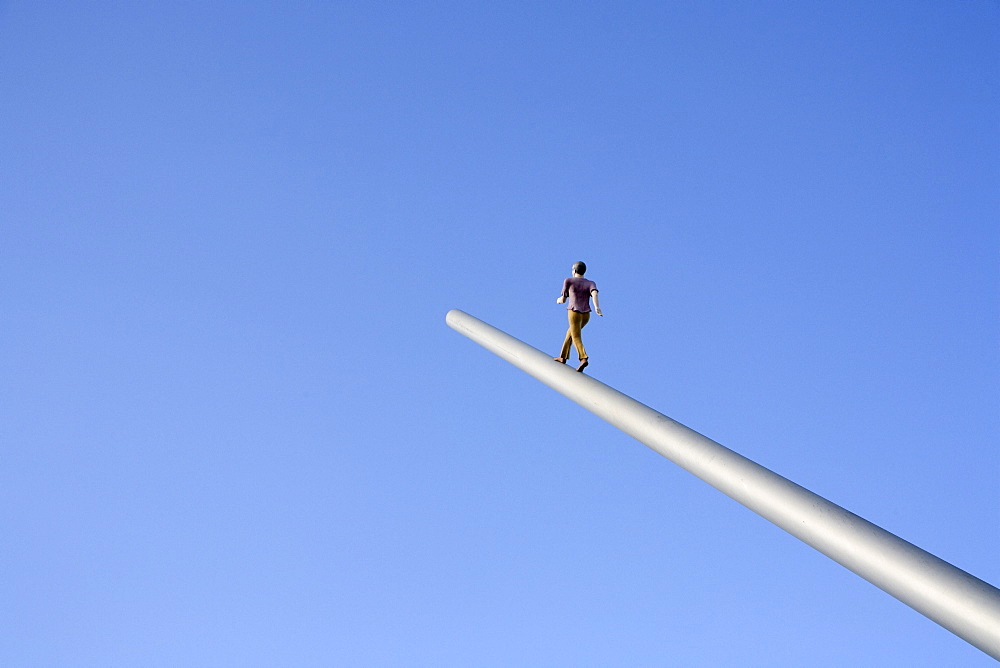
554, 261, 602, 372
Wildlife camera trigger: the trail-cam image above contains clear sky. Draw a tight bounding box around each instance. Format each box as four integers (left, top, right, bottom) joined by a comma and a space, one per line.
2, 1, 998, 665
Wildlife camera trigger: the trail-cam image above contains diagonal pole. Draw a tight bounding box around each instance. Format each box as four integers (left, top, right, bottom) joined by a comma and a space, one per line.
447, 309, 1000, 659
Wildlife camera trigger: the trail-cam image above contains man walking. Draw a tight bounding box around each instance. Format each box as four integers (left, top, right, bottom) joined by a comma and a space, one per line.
554, 261, 602, 372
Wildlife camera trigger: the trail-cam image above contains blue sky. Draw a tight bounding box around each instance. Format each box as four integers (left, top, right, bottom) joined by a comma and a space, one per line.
2, 1, 997, 665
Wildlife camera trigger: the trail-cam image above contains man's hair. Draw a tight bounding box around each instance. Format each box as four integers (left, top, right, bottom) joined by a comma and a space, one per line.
572, 261, 587, 275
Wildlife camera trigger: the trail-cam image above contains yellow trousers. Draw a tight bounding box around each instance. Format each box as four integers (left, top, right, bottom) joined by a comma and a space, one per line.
560, 310, 590, 360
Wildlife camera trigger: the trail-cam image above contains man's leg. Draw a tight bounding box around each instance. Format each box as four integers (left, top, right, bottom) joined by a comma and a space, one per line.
558, 328, 573, 361
570, 311, 589, 360
557, 312, 574, 361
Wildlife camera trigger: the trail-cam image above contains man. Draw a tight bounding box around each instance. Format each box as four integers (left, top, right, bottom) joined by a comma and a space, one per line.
554, 261, 602, 372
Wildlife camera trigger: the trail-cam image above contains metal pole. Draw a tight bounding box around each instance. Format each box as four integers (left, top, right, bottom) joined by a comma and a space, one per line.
446, 308, 1000, 659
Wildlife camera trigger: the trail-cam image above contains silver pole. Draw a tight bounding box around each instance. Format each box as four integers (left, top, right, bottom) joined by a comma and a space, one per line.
446, 309, 1000, 659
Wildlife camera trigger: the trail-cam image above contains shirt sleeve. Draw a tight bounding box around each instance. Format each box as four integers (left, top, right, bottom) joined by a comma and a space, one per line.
561, 278, 571, 298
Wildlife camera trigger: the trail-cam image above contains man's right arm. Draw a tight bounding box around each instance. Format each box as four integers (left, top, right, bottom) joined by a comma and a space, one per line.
556, 279, 569, 304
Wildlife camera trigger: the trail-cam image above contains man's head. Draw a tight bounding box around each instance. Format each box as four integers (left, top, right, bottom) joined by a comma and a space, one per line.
572, 261, 587, 276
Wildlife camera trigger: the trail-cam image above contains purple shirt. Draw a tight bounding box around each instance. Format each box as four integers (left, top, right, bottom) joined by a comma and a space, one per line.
562, 277, 598, 312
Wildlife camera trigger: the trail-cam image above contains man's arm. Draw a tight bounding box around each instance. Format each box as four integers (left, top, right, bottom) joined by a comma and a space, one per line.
591, 289, 602, 316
